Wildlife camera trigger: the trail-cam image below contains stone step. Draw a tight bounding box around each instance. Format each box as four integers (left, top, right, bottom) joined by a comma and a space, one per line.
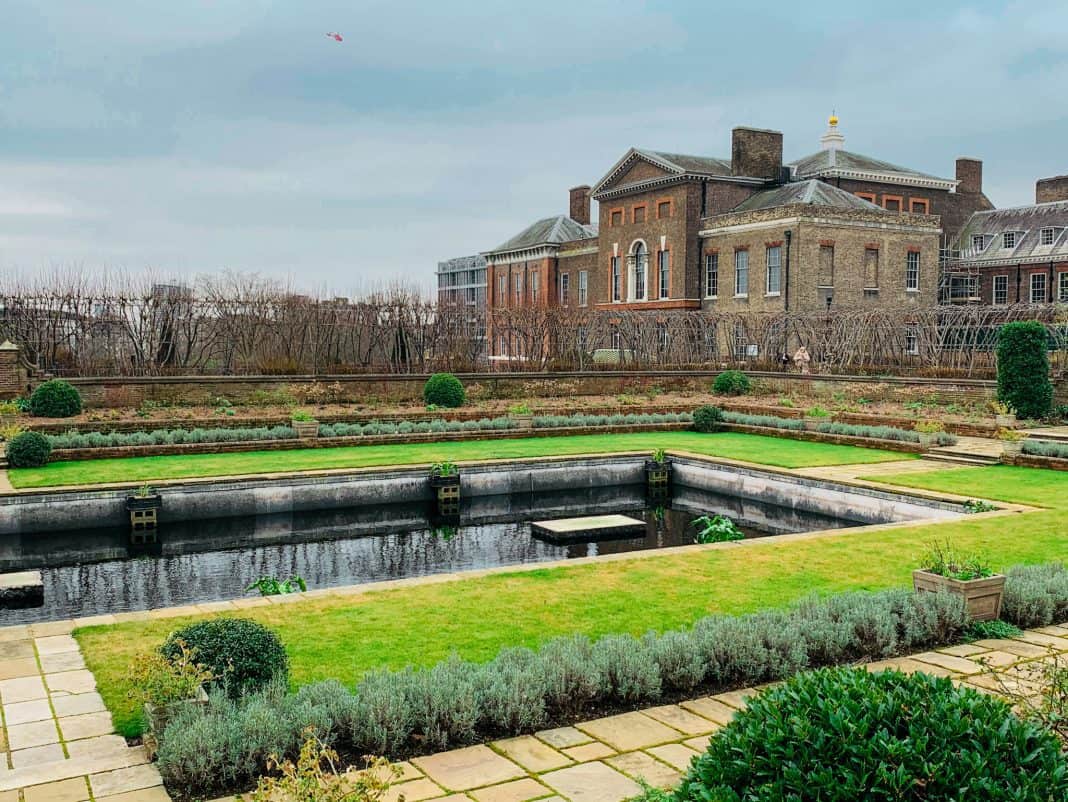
0, 746, 149, 793
923, 451, 1000, 467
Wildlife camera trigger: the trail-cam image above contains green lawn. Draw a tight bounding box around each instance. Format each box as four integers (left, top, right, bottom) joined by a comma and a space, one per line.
76, 462, 1068, 737
9, 431, 910, 488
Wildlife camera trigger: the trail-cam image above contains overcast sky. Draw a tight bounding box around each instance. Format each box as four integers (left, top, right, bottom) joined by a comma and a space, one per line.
1, 1, 1065, 294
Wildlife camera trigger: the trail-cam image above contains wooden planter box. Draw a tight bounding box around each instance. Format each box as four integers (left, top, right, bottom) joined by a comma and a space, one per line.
1001, 441, 1023, 463
912, 570, 1005, 622
292, 420, 320, 439
125, 494, 162, 512
995, 413, 1017, 428
126, 494, 162, 531
803, 417, 829, 431
916, 432, 939, 450
428, 472, 460, 489
512, 414, 534, 430
644, 459, 672, 485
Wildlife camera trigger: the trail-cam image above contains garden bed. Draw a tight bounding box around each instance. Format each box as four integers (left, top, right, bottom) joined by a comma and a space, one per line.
720, 422, 925, 455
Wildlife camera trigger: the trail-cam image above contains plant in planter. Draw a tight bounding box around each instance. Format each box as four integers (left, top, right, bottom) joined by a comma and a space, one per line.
990, 400, 1017, 428
128, 640, 212, 755
913, 541, 1004, 621
997, 427, 1027, 462
509, 401, 534, 429
913, 419, 945, 449
290, 409, 320, 439
803, 405, 831, 431
645, 447, 672, 486
692, 514, 744, 544
429, 460, 460, 486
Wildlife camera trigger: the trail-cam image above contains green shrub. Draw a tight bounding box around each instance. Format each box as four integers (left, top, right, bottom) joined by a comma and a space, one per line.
669, 668, 1068, 802
161, 619, 287, 698
712, 370, 751, 395
692, 405, 724, 433
1001, 563, 1068, 628
5, 430, 52, 467
423, 373, 465, 408
997, 321, 1053, 419
30, 379, 82, 417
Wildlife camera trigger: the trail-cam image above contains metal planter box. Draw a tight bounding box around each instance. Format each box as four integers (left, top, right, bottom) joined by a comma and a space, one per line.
912, 570, 1005, 622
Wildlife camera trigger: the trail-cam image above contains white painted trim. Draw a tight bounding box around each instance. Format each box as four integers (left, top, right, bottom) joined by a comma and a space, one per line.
797, 166, 958, 191
699, 216, 938, 237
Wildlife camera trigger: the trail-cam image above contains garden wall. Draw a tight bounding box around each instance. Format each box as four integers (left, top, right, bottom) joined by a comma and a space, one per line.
52, 370, 1001, 409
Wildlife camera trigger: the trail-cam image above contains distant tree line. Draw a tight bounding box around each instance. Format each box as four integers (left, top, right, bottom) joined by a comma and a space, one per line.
0, 269, 1064, 377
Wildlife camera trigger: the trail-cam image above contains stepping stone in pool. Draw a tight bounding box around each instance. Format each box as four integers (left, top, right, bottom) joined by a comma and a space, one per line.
531, 514, 646, 543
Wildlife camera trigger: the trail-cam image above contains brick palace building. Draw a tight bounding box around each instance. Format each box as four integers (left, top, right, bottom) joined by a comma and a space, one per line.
479, 116, 1007, 359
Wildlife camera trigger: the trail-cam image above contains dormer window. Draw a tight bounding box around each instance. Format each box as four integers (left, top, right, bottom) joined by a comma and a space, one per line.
1041, 227, 1056, 246
971, 234, 985, 252
1003, 232, 1017, 249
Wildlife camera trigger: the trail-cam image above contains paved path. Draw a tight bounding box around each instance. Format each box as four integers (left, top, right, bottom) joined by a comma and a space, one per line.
3, 617, 1058, 802
0, 620, 166, 802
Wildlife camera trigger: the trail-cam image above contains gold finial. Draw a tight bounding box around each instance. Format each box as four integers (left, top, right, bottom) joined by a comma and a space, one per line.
828, 110, 838, 127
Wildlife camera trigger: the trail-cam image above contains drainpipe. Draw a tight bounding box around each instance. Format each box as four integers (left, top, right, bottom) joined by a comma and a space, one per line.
783, 229, 792, 312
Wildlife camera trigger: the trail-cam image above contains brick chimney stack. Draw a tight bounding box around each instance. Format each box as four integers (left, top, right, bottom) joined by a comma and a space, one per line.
732, 127, 783, 180
569, 185, 591, 225
955, 158, 983, 195
1036, 175, 1068, 204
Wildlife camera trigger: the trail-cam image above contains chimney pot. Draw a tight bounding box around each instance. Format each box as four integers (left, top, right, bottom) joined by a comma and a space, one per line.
955, 157, 983, 195
1036, 175, 1068, 204
569, 185, 591, 225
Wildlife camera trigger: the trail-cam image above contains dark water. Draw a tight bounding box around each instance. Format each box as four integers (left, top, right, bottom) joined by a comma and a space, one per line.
0, 485, 863, 625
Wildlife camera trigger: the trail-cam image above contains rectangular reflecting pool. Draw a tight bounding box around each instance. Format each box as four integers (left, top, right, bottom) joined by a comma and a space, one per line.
0, 455, 965, 625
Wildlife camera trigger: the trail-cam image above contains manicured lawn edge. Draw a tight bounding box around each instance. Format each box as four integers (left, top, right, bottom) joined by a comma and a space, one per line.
9, 431, 910, 488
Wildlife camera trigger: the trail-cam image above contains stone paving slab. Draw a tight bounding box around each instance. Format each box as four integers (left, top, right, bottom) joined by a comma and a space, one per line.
541, 762, 642, 802
412, 745, 527, 792
575, 712, 683, 752
605, 751, 681, 789
491, 735, 572, 772
468, 777, 551, 802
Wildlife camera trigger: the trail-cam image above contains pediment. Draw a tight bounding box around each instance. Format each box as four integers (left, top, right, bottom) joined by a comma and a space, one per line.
593, 149, 680, 196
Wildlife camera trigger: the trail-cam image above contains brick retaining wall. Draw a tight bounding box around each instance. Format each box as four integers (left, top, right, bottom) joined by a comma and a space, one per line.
52, 370, 1000, 409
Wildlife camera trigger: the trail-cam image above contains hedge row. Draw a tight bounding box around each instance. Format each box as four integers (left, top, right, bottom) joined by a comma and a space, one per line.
533, 412, 692, 428
157, 564, 1068, 797
721, 411, 958, 446
319, 418, 517, 437
1022, 439, 1068, 460
48, 425, 298, 449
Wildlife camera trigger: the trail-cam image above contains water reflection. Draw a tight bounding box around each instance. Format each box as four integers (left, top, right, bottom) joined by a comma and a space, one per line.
0, 484, 861, 625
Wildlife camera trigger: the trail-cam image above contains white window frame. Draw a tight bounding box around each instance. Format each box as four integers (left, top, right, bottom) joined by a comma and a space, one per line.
993, 274, 1008, 305
611, 256, 621, 302
905, 326, 919, 356
514, 273, 523, 305
734, 250, 749, 298
1030, 272, 1047, 304
906, 251, 920, 292
1041, 228, 1056, 246
1003, 231, 1016, 249
497, 274, 507, 305
705, 253, 718, 298
559, 272, 569, 306
971, 234, 985, 253
765, 245, 782, 296
630, 241, 648, 302
530, 271, 539, 305
578, 270, 588, 307
658, 250, 669, 299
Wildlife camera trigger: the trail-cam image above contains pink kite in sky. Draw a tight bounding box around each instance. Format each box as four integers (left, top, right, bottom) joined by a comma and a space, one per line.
326, 32, 343, 42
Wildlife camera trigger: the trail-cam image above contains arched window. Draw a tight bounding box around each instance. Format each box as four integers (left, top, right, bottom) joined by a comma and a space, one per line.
629, 241, 647, 301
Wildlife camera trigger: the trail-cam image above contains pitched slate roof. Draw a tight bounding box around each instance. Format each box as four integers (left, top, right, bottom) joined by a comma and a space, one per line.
789, 149, 953, 186
633, 149, 733, 177
487, 215, 597, 255
730, 179, 885, 213
956, 200, 1068, 263
591, 147, 756, 199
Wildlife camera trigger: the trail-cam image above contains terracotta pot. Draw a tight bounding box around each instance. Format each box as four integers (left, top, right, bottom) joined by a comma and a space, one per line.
912, 570, 1005, 622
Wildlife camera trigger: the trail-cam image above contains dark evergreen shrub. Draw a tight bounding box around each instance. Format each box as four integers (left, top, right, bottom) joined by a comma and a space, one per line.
29, 379, 82, 417
423, 373, 466, 407
692, 405, 724, 433
997, 321, 1052, 419
5, 431, 52, 468
161, 618, 287, 698
712, 370, 751, 396
672, 667, 1068, 802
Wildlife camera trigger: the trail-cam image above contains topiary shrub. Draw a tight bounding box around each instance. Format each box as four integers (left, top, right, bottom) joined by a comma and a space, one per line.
29, 379, 83, 418
161, 618, 287, 698
691, 405, 724, 433
670, 667, 1068, 802
712, 370, 751, 396
997, 321, 1052, 419
423, 373, 465, 408
5, 431, 52, 467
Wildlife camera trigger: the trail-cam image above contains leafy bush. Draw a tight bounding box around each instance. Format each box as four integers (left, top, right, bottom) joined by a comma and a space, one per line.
692, 514, 743, 543
161, 619, 287, 698
30, 379, 82, 417
691, 405, 724, 433
423, 373, 465, 408
667, 668, 1068, 802
963, 619, 1022, 642
712, 370, 750, 395
128, 640, 213, 712
5, 430, 52, 467
997, 321, 1053, 419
